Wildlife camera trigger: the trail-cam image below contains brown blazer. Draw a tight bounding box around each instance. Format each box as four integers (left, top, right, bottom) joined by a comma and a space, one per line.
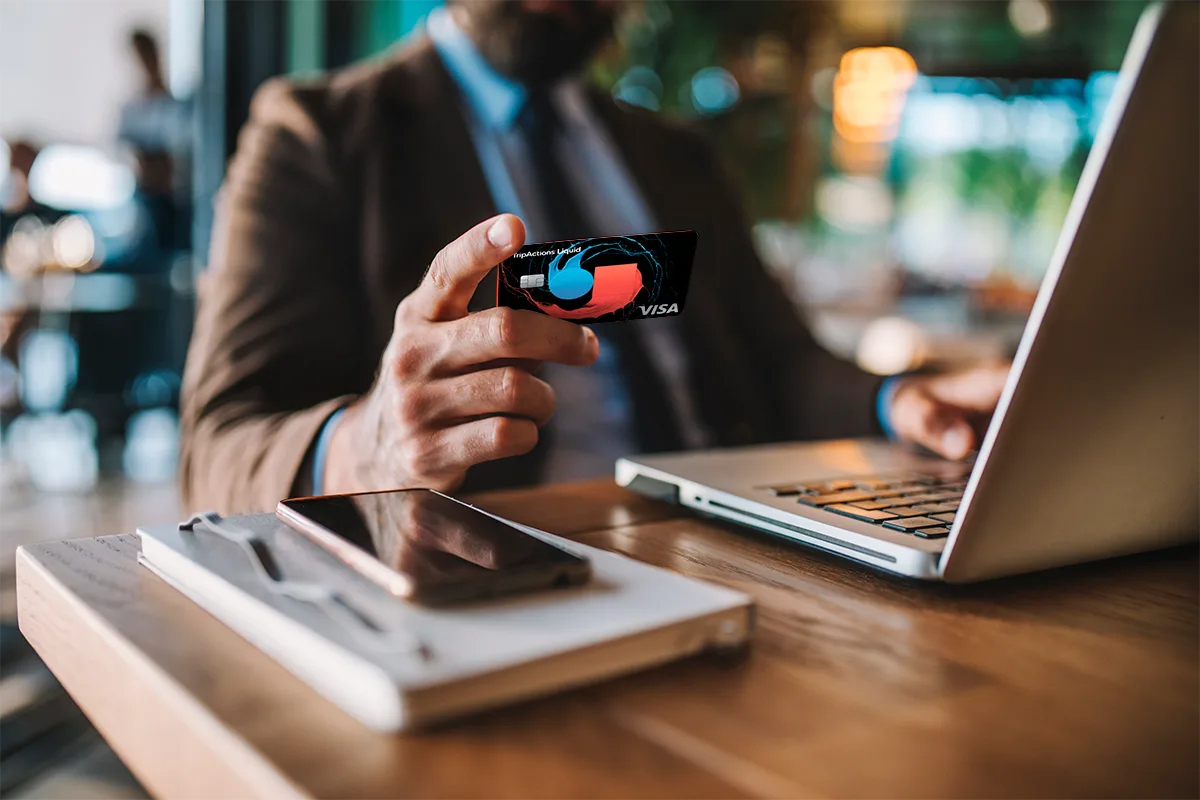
179, 36, 884, 515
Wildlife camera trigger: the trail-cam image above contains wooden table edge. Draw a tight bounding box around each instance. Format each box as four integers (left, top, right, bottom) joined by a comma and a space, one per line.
16, 541, 311, 800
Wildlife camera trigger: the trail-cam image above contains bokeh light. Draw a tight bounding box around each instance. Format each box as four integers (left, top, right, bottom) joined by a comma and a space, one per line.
18, 328, 79, 412
816, 176, 894, 232
1009, 0, 1053, 38
690, 67, 740, 115
27, 144, 135, 211
613, 65, 664, 111
856, 316, 927, 375
833, 47, 918, 145
51, 215, 98, 271
3, 215, 47, 277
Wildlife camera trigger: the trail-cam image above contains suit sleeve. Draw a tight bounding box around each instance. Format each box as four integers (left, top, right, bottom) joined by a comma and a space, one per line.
701, 142, 885, 440
179, 78, 365, 514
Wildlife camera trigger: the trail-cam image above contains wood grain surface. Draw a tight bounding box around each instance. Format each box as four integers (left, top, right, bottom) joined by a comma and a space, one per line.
15, 480, 1199, 799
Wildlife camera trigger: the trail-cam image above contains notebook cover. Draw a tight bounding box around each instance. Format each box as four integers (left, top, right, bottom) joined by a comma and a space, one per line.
138, 511, 751, 730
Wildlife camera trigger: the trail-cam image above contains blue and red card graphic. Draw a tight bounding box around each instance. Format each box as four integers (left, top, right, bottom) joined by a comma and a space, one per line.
496, 231, 696, 324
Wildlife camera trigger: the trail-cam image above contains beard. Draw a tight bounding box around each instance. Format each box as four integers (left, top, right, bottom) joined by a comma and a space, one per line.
453, 1, 616, 88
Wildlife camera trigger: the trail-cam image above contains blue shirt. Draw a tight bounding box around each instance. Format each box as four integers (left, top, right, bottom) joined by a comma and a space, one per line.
426, 8, 710, 482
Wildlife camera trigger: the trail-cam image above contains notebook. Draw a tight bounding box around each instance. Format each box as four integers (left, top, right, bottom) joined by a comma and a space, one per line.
138, 512, 753, 732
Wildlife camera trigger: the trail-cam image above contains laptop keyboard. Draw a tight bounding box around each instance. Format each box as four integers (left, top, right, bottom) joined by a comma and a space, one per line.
760, 472, 969, 540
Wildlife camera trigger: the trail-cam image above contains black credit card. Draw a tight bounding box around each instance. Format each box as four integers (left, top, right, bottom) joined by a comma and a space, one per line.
496, 231, 696, 324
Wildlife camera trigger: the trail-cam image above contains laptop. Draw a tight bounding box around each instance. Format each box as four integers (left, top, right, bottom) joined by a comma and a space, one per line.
617, 2, 1199, 583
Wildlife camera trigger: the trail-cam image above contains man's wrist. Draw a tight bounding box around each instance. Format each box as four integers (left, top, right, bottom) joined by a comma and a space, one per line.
876, 375, 905, 440
324, 399, 374, 495
311, 407, 348, 495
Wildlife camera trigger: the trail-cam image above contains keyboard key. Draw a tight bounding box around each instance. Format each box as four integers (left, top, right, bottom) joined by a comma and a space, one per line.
848, 499, 896, 510
798, 490, 877, 506
873, 484, 930, 497
775, 474, 966, 509
871, 499, 919, 509
914, 526, 950, 539
825, 504, 897, 522
883, 516, 943, 531
853, 478, 897, 490
793, 480, 851, 494
898, 492, 942, 504
884, 505, 932, 518
869, 497, 940, 510
931, 512, 957, 523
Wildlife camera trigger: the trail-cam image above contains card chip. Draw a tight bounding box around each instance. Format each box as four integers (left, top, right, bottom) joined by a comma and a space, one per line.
518, 274, 545, 289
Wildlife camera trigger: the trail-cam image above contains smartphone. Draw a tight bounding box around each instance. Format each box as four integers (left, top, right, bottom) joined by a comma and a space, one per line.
276, 489, 591, 605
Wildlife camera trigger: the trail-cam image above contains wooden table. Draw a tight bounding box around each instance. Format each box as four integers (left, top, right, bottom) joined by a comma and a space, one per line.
15, 481, 1199, 799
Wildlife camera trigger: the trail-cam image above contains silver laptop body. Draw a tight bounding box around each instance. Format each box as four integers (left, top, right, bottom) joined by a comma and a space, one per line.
617, 3, 1199, 583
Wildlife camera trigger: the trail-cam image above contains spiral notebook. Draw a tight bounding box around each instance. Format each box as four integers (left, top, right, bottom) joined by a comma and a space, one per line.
137, 511, 753, 732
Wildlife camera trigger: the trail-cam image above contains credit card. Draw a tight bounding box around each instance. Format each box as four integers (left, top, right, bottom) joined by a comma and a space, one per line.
496, 231, 696, 324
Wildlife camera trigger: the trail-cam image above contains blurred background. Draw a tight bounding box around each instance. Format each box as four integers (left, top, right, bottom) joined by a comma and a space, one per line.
0, 0, 1146, 795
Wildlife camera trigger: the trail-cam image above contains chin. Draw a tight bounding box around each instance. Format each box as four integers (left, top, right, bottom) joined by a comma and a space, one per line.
457, 0, 614, 85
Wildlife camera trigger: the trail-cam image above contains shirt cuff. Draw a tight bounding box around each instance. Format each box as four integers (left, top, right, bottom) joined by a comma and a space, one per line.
311, 408, 346, 496
876, 375, 904, 440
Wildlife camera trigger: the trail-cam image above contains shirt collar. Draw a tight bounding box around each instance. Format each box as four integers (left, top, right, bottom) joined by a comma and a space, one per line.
427, 6, 526, 131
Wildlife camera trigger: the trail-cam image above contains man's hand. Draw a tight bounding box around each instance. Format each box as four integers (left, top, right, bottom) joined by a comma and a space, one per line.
323, 214, 599, 494
887, 364, 1011, 460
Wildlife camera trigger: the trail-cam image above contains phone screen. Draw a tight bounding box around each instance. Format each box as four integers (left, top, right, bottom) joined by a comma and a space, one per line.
278, 490, 587, 601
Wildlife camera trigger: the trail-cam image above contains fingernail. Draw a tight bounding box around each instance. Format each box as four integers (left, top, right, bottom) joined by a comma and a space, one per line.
942, 425, 971, 459
581, 326, 599, 357
487, 218, 513, 248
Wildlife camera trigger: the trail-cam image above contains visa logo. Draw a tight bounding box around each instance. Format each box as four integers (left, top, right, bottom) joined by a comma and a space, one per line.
636, 303, 679, 317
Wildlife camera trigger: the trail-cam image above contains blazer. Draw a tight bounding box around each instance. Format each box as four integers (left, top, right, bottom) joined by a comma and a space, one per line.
179, 36, 884, 514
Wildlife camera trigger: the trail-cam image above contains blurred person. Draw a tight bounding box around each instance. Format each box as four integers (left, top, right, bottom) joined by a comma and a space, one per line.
180, 0, 1008, 513
1, 140, 39, 215
113, 29, 193, 430
1, 140, 62, 238
1, 140, 44, 417
118, 28, 192, 252
2, 138, 70, 246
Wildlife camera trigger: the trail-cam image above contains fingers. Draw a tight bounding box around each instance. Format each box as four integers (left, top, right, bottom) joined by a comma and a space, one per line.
409, 417, 540, 480
410, 214, 525, 321
890, 381, 977, 460
922, 364, 1010, 412
373, 363, 554, 494
399, 368, 556, 428
438, 307, 599, 372
887, 364, 1011, 460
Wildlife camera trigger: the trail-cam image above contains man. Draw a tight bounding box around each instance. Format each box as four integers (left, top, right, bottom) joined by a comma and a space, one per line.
119, 29, 192, 252
180, 0, 1007, 514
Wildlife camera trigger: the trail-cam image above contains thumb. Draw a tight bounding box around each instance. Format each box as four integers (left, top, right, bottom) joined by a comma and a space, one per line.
411, 214, 525, 321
